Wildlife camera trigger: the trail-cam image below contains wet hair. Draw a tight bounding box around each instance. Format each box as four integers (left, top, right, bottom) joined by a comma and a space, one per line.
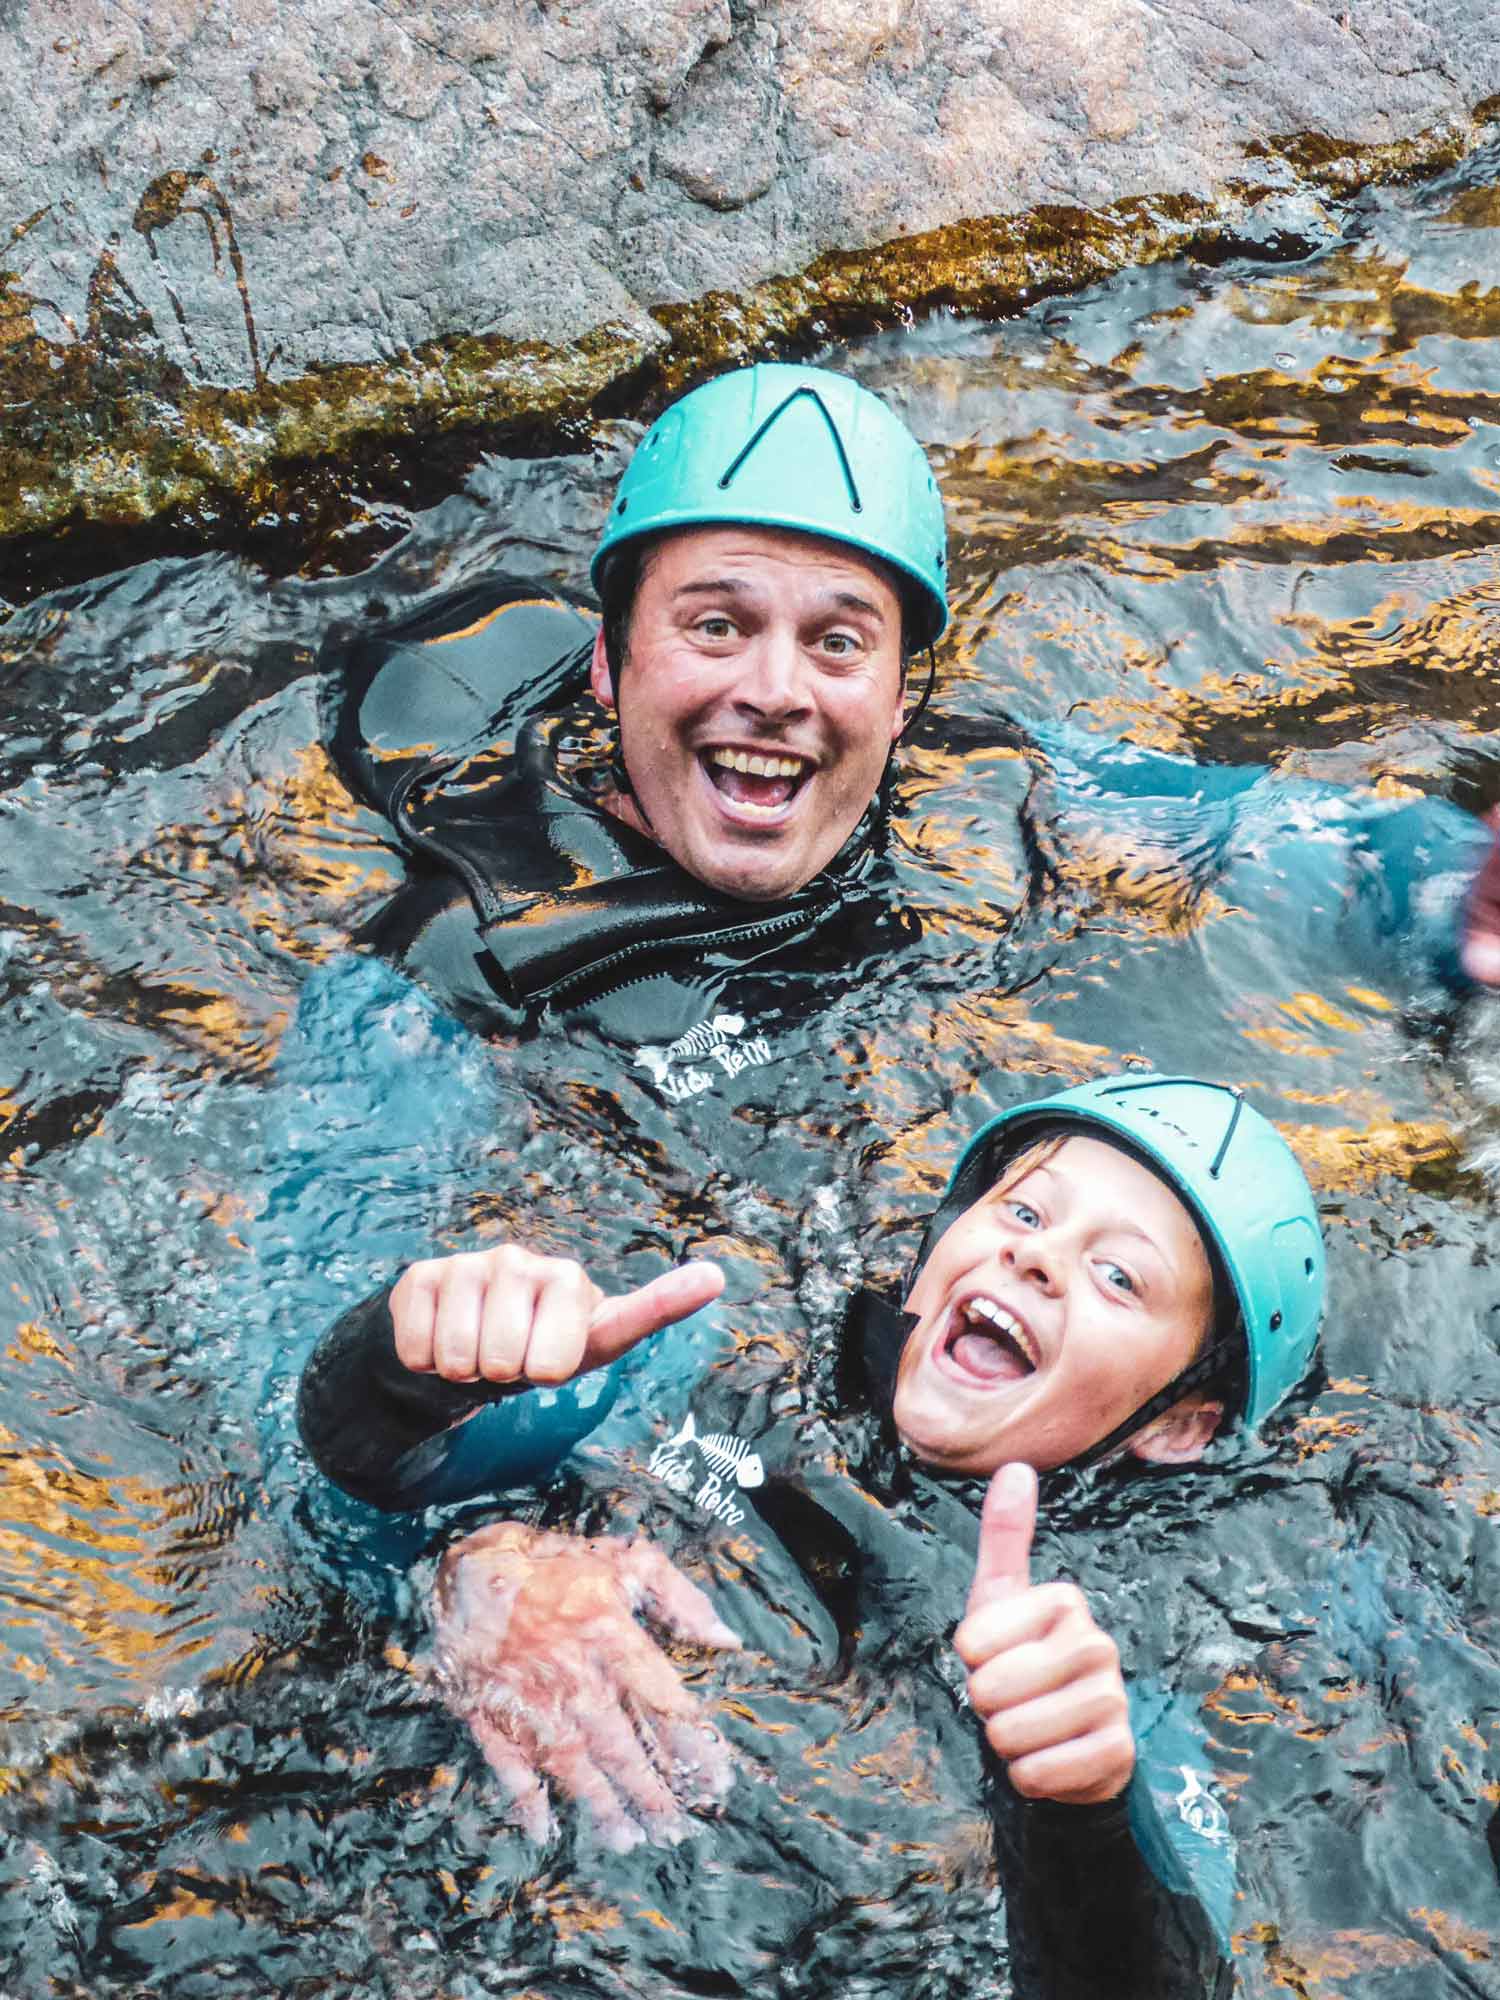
596, 531, 928, 688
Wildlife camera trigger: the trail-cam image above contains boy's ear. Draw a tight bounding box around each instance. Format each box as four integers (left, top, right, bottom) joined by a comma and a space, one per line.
1128, 1395, 1224, 1466
590, 626, 617, 711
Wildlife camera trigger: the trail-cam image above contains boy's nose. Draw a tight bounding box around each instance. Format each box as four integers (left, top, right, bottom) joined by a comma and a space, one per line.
1003, 1235, 1064, 1296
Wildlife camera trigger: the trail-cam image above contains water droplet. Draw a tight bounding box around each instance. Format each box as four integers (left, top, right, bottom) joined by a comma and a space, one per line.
1275, 351, 1296, 367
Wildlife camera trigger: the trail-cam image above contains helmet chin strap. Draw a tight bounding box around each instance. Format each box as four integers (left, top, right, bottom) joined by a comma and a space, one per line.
894, 646, 937, 747
606, 660, 660, 837
1065, 1335, 1235, 1473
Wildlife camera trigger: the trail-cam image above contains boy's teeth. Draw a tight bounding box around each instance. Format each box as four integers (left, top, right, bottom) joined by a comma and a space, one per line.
964, 1296, 1035, 1362
710, 748, 805, 779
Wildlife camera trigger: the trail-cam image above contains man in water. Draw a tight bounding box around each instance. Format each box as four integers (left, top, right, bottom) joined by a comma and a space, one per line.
310, 357, 1500, 1477
302, 1072, 1321, 1998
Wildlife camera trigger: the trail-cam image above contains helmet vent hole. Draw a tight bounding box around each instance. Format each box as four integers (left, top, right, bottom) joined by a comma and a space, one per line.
1304, 1257, 1314, 1275
617, 498, 628, 514
1270, 1311, 1283, 1331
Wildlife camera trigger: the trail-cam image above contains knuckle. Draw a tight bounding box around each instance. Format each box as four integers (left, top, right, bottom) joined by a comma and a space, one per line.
1078, 1629, 1120, 1676
984, 1714, 1022, 1761
1006, 1757, 1046, 1801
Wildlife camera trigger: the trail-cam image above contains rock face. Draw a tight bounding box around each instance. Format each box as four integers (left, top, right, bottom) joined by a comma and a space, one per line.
1, 0, 1498, 583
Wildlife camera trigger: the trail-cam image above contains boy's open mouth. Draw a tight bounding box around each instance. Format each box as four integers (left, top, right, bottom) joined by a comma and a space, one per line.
943, 1294, 1039, 1384
703, 746, 813, 817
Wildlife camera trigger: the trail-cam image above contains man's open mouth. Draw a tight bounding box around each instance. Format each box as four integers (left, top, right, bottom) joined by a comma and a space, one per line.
703, 746, 813, 817
942, 1294, 1039, 1384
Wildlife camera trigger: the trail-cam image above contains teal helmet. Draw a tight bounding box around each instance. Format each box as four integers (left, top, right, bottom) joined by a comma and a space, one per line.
591, 362, 949, 646
914, 1074, 1325, 1460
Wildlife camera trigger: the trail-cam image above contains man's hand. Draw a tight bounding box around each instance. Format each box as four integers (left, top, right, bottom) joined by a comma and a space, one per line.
954, 1463, 1135, 1807
1461, 806, 1500, 987
432, 1521, 739, 1851
390, 1247, 724, 1387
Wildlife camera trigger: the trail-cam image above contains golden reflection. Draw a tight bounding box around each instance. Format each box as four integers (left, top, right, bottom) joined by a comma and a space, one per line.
0, 1434, 246, 1683
1410, 1910, 1494, 1964
1281, 1118, 1460, 1192
1234, 1922, 1431, 1983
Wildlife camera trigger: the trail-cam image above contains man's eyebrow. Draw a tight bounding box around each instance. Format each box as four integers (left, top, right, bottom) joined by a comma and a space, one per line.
670, 578, 889, 620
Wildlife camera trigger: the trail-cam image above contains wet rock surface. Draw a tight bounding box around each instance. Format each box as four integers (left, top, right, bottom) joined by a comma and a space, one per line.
2, 0, 1499, 585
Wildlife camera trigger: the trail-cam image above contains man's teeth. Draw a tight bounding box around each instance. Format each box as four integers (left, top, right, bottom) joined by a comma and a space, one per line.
708, 748, 807, 779
963, 1296, 1038, 1367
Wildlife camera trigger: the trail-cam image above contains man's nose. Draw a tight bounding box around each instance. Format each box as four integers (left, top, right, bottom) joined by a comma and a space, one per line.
734, 623, 813, 719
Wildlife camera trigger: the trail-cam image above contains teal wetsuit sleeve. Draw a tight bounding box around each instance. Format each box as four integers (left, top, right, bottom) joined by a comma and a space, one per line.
1032, 722, 1489, 996
297, 1286, 728, 1511
1126, 1683, 1237, 1958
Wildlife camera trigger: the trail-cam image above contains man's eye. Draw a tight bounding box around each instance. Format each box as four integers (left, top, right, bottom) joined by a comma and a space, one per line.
696, 616, 736, 641
820, 631, 861, 658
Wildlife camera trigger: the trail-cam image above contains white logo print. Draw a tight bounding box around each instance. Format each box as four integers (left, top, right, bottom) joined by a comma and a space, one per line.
633, 1012, 773, 1104
647, 1411, 765, 1526
1174, 1766, 1229, 1845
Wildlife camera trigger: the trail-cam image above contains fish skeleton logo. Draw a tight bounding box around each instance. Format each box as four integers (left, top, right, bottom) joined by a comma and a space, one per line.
1174, 1766, 1228, 1845
633, 1012, 773, 1104
647, 1411, 765, 1526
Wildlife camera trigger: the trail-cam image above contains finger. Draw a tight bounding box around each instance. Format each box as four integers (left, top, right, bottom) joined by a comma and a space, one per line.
468, 1715, 554, 1843
620, 1539, 741, 1651
390, 1263, 441, 1373
656, 1714, 737, 1810
955, 1578, 1089, 1672
429, 1264, 491, 1381
1461, 815, 1500, 985
536, 1739, 647, 1854
603, 1616, 717, 1719
977, 1673, 1130, 1767
1004, 1723, 1137, 1806
474, 1263, 539, 1383
520, 1259, 599, 1386
965, 1600, 1118, 1716
966, 1463, 1038, 1617
584, 1261, 726, 1371
581, 1700, 690, 1844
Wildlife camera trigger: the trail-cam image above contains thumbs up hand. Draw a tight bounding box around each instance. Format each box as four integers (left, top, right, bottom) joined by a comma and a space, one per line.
953, 1464, 1136, 1807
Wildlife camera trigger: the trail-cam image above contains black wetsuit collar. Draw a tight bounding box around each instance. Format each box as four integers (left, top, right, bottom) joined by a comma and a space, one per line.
401, 712, 889, 1009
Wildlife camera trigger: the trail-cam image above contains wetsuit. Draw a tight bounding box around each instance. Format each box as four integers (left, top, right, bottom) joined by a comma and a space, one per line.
281, 571, 1486, 1995
300, 1284, 1235, 2000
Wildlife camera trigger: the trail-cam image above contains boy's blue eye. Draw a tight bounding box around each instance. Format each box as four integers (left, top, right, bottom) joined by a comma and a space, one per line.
1009, 1201, 1041, 1228
1102, 1262, 1136, 1295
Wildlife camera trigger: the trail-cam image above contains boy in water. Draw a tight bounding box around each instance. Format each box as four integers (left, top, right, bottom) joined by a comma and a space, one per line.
302, 1074, 1322, 1998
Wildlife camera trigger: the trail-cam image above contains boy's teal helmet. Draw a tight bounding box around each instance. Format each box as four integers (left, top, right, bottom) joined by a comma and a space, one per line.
590, 362, 949, 646
918, 1074, 1325, 1455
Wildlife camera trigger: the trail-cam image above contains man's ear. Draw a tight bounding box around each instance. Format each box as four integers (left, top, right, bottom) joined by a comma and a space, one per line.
589, 626, 616, 712
1128, 1395, 1224, 1466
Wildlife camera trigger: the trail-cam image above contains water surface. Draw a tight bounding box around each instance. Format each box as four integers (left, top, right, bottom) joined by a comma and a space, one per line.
3, 138, 1500, 1997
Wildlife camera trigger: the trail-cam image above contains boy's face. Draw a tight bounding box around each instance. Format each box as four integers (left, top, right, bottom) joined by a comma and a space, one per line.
892, 1135, 1220, 1476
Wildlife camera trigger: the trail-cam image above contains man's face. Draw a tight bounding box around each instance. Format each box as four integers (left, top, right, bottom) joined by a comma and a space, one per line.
590, 526, 907, 902
892, 1137, 1220, 1475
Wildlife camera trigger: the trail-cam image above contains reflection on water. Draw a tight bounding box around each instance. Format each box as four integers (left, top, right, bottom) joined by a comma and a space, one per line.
3, 137, 1500, 1995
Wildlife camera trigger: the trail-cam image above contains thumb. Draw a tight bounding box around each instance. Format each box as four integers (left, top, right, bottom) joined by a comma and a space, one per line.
966, 1463, 1037, 1615
584, 1260, 726, 1369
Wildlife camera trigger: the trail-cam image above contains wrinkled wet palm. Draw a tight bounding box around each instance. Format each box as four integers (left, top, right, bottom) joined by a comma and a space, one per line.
431, 1522, 739, 1852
